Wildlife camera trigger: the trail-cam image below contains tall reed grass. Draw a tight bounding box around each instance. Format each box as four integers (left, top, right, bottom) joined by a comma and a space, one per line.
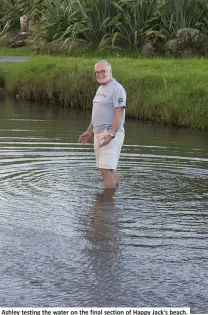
1, 0, 208, 51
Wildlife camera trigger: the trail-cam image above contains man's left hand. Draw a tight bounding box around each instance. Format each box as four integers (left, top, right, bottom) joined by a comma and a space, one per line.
99, 134, 113, 148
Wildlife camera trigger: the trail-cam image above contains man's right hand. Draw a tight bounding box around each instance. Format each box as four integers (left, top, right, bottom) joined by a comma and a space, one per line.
78, 131, 93, 144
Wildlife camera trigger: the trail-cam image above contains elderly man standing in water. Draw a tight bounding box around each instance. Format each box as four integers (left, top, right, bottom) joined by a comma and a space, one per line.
78, 60, 126, 189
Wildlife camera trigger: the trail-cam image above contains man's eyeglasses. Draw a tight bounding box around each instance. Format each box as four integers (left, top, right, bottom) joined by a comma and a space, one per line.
95, 69, 110, 75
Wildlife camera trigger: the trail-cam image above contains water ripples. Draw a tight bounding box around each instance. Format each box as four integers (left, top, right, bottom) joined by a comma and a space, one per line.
1, 136, 207, 203
0, 112, 208, 311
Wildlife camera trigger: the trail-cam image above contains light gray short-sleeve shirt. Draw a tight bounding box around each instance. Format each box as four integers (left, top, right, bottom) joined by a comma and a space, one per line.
92, 79, 126, 134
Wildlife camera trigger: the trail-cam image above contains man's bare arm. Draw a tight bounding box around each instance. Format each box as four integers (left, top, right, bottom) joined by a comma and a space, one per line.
78, 121, 93, 144
110, 107, 125, 135
86, 121, 93, 134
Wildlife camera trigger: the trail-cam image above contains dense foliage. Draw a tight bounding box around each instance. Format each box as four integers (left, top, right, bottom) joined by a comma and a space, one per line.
0, 0, 208, 51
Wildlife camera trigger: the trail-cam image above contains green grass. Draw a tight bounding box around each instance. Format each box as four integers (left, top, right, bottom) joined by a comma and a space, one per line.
0, 56, 208, 129
0, 46, 34, 56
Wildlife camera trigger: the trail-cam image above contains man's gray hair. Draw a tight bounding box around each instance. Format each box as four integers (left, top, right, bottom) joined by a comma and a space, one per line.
94, 60, 112, 69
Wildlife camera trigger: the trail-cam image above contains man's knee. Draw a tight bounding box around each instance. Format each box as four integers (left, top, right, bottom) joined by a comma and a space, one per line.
100, 168, 114, 175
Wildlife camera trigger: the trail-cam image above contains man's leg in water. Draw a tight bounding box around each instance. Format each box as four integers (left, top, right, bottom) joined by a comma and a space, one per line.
100, 169, 117, 189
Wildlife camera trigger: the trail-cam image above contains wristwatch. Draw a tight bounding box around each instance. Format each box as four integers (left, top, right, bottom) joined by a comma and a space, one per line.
109, 132, 115, 139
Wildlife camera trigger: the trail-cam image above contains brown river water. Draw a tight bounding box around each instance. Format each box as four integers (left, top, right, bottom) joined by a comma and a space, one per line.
0, 98, 207, 312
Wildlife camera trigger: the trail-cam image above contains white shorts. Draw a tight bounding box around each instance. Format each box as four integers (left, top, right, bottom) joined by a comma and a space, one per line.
94, 129, 124, 170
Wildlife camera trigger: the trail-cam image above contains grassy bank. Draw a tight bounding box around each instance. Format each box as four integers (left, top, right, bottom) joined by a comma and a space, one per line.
0, 56, 208, 129
0, 47, 34, 56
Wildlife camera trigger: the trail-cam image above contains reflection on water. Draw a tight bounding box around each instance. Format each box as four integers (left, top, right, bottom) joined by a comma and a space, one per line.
0, 99, 208, 311
86, 189, 117, 248
82, 189, 122, 304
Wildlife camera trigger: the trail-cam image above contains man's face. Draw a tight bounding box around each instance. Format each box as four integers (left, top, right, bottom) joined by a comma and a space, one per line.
94, 64, 112, 85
